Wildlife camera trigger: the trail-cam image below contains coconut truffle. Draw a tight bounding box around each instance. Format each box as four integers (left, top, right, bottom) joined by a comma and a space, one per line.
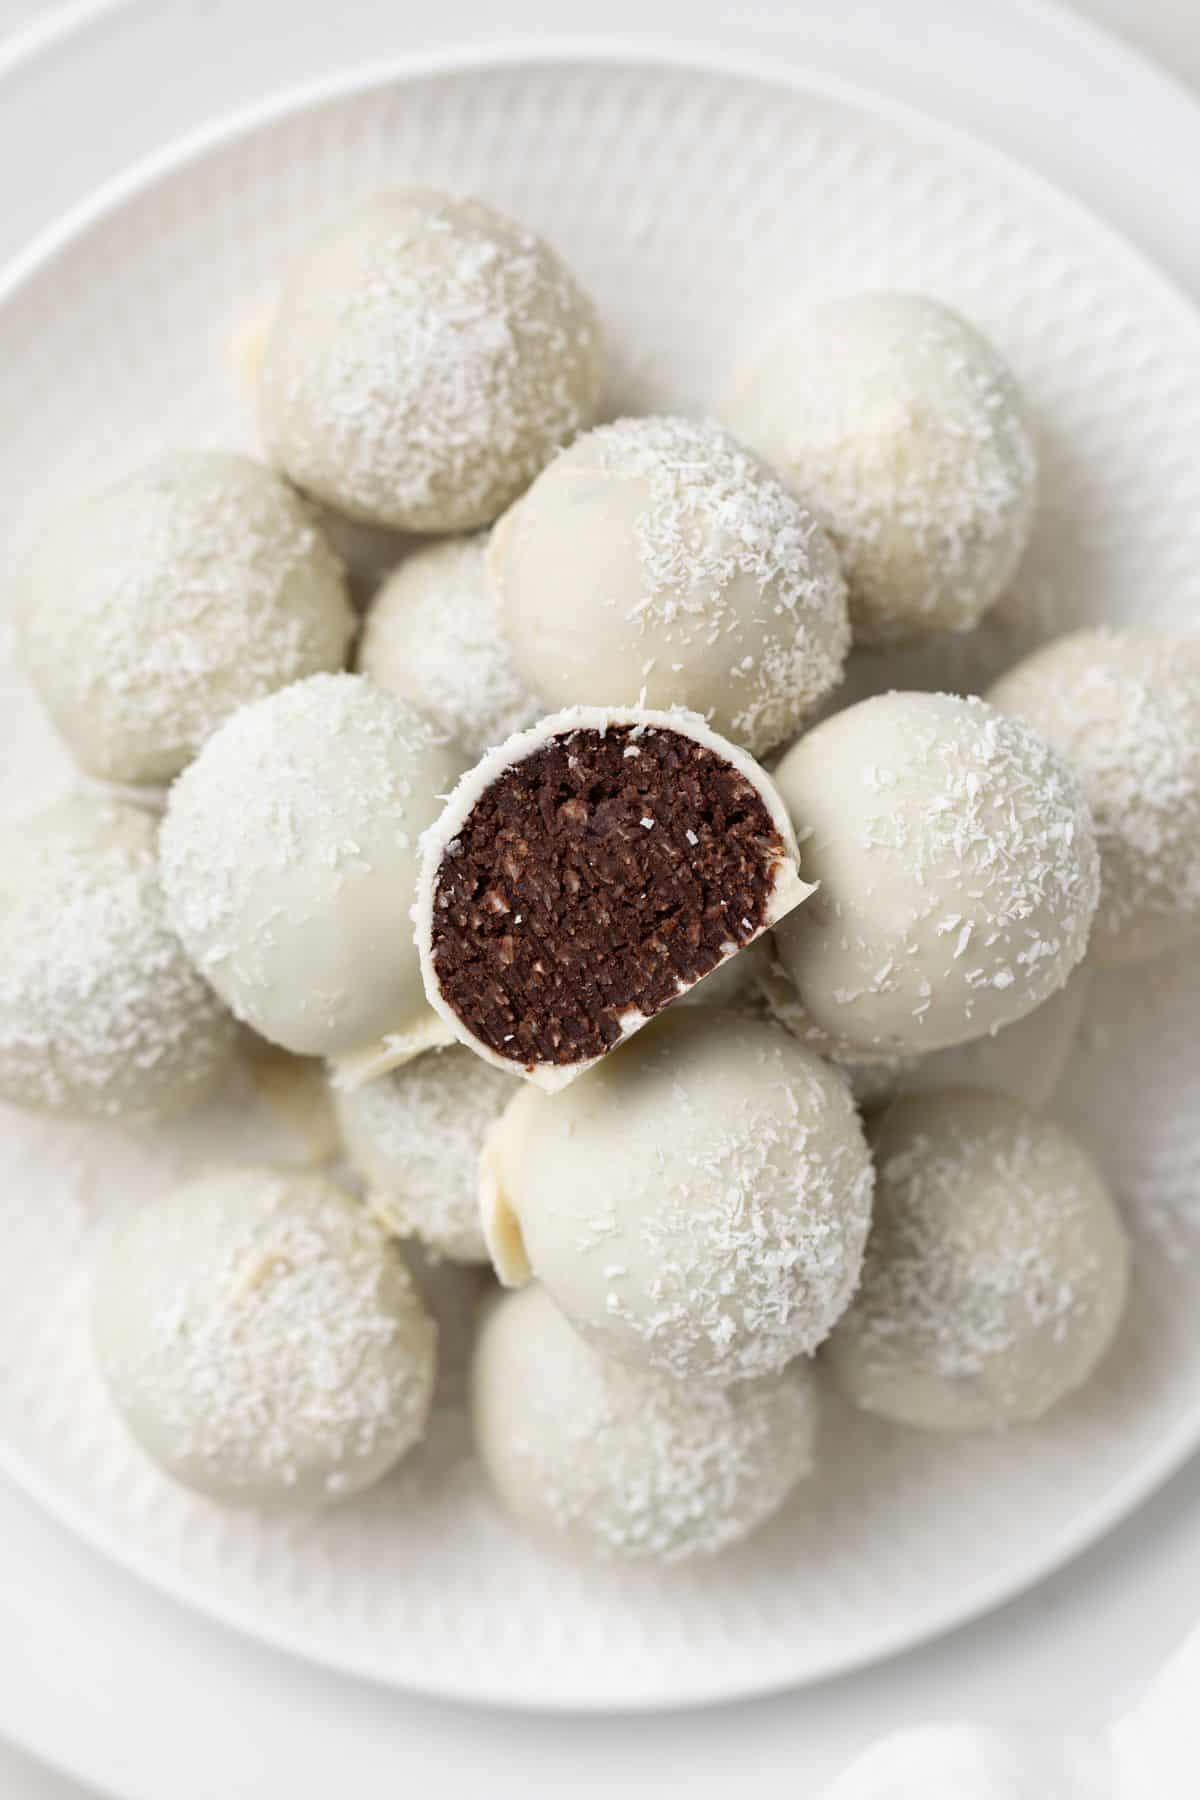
472, 1284, 818, 1562
417, 706, 811, 1090
93, 1167, 436, 1508
489, 416, 849, 756
481, 1010, 874, 1384
16, 453, 352, 785
161, 673, 465, 1072
988, 629, 1200, 965
827, 1090, 1129, 1431
0, 796, 236, 1121
725, 292, 1037, 646
771, 693, 1099, 1055
357, 535, 539, 759
334, 1043, 514, 1263
764, 963, 1090, 1113
258, 190, 604, 533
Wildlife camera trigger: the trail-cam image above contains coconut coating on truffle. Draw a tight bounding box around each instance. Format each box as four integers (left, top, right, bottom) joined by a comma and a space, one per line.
0, 796, 236, 1121
17, 453, 352, 784
826, 1090, 1129, 1431
771, 693, 1099, 1055
93, 1167, 436, 1507
481, 1010, 874, 1384
258, 190, 604, 532
472, 1283, 818, 1561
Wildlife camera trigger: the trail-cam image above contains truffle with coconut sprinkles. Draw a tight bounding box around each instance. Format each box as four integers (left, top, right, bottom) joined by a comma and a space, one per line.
16, 452, 353, 785
827, 1088, 1130, 1431
771, 691, 1100, 1056
258, 190, 605, 533
480, 1009, 874, 1385
333, 1042, 513, 1263
472, 1283, 818, 1561
416, 705, 812, 1091
988, 628, 1200, 966
488, 415, 849, 756
92, 1167, 437, 1508
161, 673, 465, 1074
357, 534, 540, 760
0, 795, 237, 1122
725, 291, 1038, 647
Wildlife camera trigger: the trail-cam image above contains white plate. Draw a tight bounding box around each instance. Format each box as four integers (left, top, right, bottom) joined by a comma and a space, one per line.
2, 44, 1200, 1713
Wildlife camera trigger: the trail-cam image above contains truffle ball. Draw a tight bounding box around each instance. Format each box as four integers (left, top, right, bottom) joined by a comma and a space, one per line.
258, 190, 604, 532
826, 1089, 1129, 1431
472, 1284, 818, 1562
161, 673, 465, 1069
771, 693, 1099, 1055
725, 292, 1037, 645
0, 796, 236, 1121
16, 453, 352, 784
988, 629, 1200, 965
357, 535, 539, 759
489, 416, 849, 755
93, 1167, 437, 1507
765, 963, 1090, 1114
416, 706, 811, 1090
481, 1010, 874, 1384
334, 1044, 514, 1263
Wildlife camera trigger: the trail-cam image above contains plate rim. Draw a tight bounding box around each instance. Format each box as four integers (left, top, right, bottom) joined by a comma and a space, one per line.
4, 34, 1200, 1711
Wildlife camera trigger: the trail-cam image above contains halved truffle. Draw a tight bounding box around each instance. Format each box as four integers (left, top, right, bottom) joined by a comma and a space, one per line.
415, 707, 811, 1089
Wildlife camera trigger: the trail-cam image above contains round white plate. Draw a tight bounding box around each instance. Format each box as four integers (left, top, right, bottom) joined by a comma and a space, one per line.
2, 45, 1200, 1713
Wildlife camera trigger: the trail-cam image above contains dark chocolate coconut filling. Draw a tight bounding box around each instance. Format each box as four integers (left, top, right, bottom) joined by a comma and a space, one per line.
430, 724, 787, 1066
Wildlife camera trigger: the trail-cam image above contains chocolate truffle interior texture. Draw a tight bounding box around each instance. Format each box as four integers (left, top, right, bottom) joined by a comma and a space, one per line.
431, 726, 788, 1066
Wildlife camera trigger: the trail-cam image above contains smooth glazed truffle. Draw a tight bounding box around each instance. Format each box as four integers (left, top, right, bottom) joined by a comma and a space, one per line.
489, 415, 849, 755
481, 1010, 874, 1384
357, 535, 540, 759
417, 706, 811, 1090
334, 1043, 514, 1263
16, 453, 352, 785
258, 190, 604, 532
988, 629, 1200, 965
93, 1168, 437, 1507
472, 1284, 818, 1562
771, 693, 1099, 1055
161, 673, 465, 1071
764, 962, 1090, 1114
0, 796, 236, 1121
826, 1090, 1129, 1431
725, 292, 1037, 646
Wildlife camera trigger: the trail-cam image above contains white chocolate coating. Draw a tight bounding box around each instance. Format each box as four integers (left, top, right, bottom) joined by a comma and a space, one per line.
764, 961, 1091, 1114
17, 453, 352, 784
0, 796, 236, 1121
472, 1283, 818, 1562
161, 673, 465, 1065
489, 416, 849, 755
92, 1167, 436, 1507
771, 693, 1099, 1055
988, 629, 1200, 965
357, 535, 540, 759
826, 1089, 1129, 1431
415, 705, 813, 1091
674, 932, 774, 1014
481, 1010, 874, 1383
334, 1043, 515, 1263
725, 292, 1037, 646
258, 191, 604, 532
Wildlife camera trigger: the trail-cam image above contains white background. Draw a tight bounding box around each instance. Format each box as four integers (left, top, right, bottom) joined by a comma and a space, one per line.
1, 2, 1199, 1795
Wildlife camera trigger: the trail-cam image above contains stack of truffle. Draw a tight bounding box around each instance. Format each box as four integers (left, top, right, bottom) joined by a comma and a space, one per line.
7, 188, 1199, 1562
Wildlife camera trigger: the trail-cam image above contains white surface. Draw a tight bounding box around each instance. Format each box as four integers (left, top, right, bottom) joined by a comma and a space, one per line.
3, 42, 1200, 1714
0, 0, 1199, 1794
